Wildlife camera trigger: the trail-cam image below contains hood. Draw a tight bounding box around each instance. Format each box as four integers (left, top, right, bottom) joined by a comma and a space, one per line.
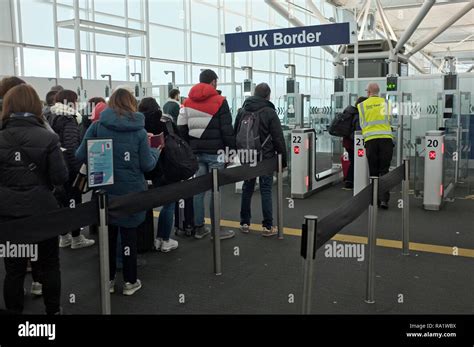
50, 103, 82, 124
187, 83, 220, 102
98, 108, 145, 132
91, 102, 108, 123
242, 96, 275, 112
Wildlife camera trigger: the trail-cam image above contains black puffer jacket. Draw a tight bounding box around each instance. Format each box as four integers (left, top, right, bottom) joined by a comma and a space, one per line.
0, 114, 69, 219
235, 96, 287, 167
47, 103, 82, 177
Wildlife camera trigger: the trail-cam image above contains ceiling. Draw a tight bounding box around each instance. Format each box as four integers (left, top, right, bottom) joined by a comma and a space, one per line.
324, 0, 474, 69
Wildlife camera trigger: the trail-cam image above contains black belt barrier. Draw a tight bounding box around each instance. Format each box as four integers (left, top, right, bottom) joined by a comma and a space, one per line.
0, 158, 278, 244
315, 163, 406, 251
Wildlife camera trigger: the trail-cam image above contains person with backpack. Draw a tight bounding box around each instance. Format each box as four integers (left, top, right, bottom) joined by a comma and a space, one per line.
162, 89, 181, 124
178, 69, 235, 240
234, 83, 287, 237
76, 88, 159, 296
340, 96, 367, 189
0, 84, 69, 314
49, 90, 95, 249
138, 97, 180, 253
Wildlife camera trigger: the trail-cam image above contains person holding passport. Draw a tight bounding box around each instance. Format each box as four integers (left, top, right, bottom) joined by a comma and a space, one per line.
138, 97, 180, 253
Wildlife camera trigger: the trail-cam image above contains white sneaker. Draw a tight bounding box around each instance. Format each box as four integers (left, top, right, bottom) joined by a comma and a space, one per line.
240, 224, 250, 233
109, 279, 115, 294
160, 238, 178, 253
31, 282, 42, 296
71, 235, 95, 249
59, 234, 72, 248
262, 226, 278, 237
123, 279, 142, 296
154, 238, 162, 251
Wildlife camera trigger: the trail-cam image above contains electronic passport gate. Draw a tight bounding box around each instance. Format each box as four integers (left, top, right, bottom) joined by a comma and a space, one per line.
353, 131, 369, 195
291, 129, 342, 198
423, 130, 445, 211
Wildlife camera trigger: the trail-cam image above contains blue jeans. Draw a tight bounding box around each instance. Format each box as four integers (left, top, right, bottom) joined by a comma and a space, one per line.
193, 153, 225, 227
240, 174, 273, 229
153, 178, 175, 241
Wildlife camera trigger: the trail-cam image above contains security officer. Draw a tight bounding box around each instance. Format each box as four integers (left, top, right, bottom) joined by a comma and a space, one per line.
357, 83, 393, 209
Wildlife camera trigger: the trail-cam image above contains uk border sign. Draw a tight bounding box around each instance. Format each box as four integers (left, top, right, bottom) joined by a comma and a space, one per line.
223, 23, 351, 53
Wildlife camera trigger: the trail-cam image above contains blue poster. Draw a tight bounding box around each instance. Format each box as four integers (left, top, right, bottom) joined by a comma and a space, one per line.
87, 139, 114, 188
223, 23, 350, 53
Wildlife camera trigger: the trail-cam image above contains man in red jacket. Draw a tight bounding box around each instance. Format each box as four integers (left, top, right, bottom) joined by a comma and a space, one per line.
178, 70, 236, 240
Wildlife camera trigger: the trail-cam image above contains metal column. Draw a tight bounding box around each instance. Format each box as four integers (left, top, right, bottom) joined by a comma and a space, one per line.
396, 113, 404, 167
211, 168, 222, 275
277, 154, 284, 239
73, 0, 82, 78
365, 177, 378, 304
301, 215, 317, 314
402, 159, 410, 255
97, 190, 111, 315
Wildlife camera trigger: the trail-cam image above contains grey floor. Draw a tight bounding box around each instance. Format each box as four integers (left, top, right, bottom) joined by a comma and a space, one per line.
1, 179, 473, 315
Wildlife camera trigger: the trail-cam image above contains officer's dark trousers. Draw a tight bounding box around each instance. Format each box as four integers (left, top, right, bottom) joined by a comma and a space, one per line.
365, 138, 394, 203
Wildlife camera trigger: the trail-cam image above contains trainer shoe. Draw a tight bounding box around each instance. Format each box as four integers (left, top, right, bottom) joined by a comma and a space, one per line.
71, 235, 95, 249
154, 238, 162, 250
160, 239, 179, 253
211, 229, 236, 240
109, 278, 115, 294
262, 226, 278, 237
174, 228, 186, 237
380, 201, 389, 210
194, 225, 211, 239
59, 233, 72, 248
240, 224, 250, 233
31, 282, 42, 296
123, 279, 142, 296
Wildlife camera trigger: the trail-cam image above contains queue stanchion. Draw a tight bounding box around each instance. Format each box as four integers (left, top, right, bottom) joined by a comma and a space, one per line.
211, 168, 222, 275
365, 177, 378, 304
402, 159, 410, 255
277, 154, 284, 239
301, 215, 317, 314
97, 190, 111, 314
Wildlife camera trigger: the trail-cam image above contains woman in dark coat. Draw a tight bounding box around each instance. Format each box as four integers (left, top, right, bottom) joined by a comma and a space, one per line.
0, 84, 69, 314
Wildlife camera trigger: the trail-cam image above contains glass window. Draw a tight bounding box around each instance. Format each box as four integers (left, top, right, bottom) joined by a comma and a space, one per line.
275, 51, 290, 73
224, 0, 246, 14
96, 55, 127, 81
224, 12, 246, 34
94, 0, 125, 17
95, 33, 126, 55
128, 0, 142, 20
252, 51, 270, 71
23, 48, 55, 78
149, 25, 185, 60
149, 0, 185, 29
129, 36, 143, 56
311, 58, 321, 78
191, 2, 218, 35
251, 0, 269, 22
20, 0, 54, 46
58, 52, 87, 79
150, 61, 185, 86
191, 34, 218, 65
94, 13, 126, 26
295, 54, 307, 76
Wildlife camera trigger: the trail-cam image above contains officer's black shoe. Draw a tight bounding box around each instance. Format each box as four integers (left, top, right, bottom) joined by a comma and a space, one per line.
379, 201, 389, 210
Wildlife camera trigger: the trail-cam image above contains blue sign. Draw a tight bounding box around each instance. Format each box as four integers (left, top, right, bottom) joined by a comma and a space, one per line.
224, 23, 350, 53
87, 138, 114, 188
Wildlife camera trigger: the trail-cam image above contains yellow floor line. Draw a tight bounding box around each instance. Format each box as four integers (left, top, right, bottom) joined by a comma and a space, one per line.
152, 211, 474, 258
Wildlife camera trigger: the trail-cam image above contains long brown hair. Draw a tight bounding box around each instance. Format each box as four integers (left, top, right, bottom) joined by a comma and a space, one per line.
108, 88, 137, 116
1, 84, 44, 123
0, 76, 25, 99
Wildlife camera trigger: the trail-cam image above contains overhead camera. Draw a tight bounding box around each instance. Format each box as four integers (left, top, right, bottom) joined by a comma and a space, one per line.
235, 26, 242, 32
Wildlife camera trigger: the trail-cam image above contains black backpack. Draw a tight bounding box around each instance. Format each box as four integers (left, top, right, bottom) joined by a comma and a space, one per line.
159, 122, 198, 183
236, 108, 271, 161
328, 111, 354, 137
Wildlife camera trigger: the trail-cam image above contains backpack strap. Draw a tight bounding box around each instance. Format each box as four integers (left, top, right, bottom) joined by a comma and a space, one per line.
165, 120, 174, 135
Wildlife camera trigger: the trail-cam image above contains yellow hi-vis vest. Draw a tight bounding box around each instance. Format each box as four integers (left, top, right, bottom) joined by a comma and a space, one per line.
357, 96, 393, 142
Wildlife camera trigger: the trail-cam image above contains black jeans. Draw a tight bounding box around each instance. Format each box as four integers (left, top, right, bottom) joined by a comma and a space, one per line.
365, 138, 394, 203
240, 174, 273, 229
346, 147, 355, 184
3, 237, 61, 315
174, 197, 194, 230
108, 225, 137, 284
58, 177, 82, 238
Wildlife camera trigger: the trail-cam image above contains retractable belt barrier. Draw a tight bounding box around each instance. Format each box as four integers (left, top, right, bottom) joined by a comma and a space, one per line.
0, 158, 278, 244
301, 161, 409, 313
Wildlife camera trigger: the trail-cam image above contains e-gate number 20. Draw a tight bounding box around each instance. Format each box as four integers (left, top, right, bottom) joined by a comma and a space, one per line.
427, 139, 439, 148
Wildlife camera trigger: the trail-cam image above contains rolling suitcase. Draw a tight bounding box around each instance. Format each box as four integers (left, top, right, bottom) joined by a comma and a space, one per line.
341, 153, 350, 180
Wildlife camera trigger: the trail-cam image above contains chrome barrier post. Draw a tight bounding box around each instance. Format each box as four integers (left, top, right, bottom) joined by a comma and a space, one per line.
365, 177, 378, 304
402, 159, 410, 255
97, 190, 111, 314
301, 215, 317, 314
211, 168, 222, 275
396, 114, 404, 167
277, 154, 284, 239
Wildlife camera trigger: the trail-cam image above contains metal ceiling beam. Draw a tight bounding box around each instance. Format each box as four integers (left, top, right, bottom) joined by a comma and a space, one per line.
376, 0, 470, 10
305, 0, 330, 24
358, 0, 372, 40
407, 1, 474, 58
264, 0, 337, 57
374, 0, 393, 50
375, 0, 397, 40
393, 0, 435, 54
466, 65, 474, 72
